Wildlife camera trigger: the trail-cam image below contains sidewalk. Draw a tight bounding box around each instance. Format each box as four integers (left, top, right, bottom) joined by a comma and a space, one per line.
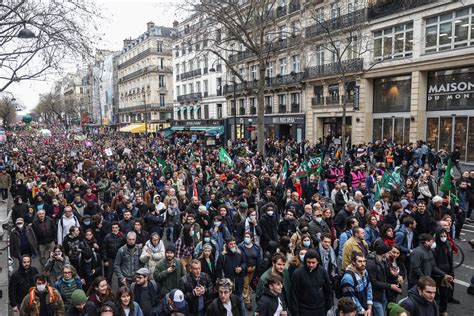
0, 201, 9, 315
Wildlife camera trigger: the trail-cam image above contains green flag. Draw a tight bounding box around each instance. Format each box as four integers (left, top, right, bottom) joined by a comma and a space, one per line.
440, 158, 454, 194
380, 172, 398, 192
279, 160, 289, 184
157, 157, 171, 174
374, 182, 382, 201
307, 154, 324, 176
219, 147, 233, 167
450, 191, 460, 205
295, 161, 309, 179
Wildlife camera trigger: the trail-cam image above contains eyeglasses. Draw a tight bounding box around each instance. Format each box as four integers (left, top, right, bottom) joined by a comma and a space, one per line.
63, 271, 72, 275
135, 275, 144, 279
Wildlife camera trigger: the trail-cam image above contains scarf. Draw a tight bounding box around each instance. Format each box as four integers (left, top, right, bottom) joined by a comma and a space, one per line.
318, 243, 337, 276
145, 239, 163, 253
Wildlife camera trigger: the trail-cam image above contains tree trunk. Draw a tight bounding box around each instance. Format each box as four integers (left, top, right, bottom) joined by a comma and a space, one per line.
257, 62, 266, 156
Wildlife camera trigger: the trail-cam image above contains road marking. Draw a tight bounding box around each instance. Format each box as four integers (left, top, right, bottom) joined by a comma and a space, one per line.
460, 264, 474, 271
461, 229, 474, 233
454, 279, 470, 287
464, 224, 474, 228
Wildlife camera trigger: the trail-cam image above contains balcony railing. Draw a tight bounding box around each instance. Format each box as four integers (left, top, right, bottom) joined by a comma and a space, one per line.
291, 103, 300, 113
203, 91, 209, 97
119, 66, 172, 83
118, 103, 174, 113
177, 92, 202, 102
180, 69, 202, 80
305, 9, 367, 39
239, 107, 246, 115
368, 0, 437, 20
326, 96, 340, 105
228, 51, 256, 64
269, 72, 304, 88
304, 58, 363, 79
216, 88, 223, 96
230, 108, 236, 115
118, 48, 171, 69
278, 104, 287, 113
250, 107, 257, 115
311, 96, 324, 106
265, 106, 272, 114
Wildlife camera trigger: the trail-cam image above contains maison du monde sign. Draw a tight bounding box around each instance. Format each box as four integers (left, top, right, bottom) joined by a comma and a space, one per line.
427, 67, 474, 110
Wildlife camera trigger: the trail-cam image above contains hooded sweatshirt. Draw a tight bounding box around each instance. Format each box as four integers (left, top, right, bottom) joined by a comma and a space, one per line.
400, 286, 439, 316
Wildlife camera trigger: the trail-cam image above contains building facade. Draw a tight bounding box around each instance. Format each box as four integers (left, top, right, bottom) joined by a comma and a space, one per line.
117, 22, 176, 132
172, 17, 227, 143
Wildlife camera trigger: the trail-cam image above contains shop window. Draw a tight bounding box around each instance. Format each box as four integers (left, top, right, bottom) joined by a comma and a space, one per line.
373, 76, 411, 113
373, 117, 410, 143
427, 67, 474, 111
425, 7, 474, 53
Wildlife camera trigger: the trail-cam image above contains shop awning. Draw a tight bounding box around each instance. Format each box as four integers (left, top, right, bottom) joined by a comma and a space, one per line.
205, 126, 224, 136
119, 123, 144, 133
170, 126, 184, 131
130, 124, 146, 133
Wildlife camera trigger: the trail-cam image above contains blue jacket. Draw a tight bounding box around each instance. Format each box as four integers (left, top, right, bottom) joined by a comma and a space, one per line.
341, 268, 373, 314
364, 226, 380, 249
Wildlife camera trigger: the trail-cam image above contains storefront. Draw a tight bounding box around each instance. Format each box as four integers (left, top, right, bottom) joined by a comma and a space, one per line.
372, 75, 412, 143
227, 114, 305, 142
170, 119, 224, 145
426, 66, 474, 162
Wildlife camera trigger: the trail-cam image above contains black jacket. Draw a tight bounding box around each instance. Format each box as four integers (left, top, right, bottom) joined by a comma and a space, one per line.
32, 217, 57, 245
291, 251, 333, 314
256, 288, 287, 316
9, 266, 39, 307
101, 232, 126, 260
259, 213, 279, 250
216, 249, 247, 294
400, 286, 439, 316
205, 294, 243, 316
178, 272, 213, 314
366, 253, 391, 303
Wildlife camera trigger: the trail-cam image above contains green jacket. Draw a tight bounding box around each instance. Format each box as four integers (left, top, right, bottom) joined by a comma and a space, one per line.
153, 257, 185, 294
256, 268, 292, 308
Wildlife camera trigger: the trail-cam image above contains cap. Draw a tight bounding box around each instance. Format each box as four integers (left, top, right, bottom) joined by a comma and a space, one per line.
239, 202, 248, 209
70, 289, 87, 306
169, 289, 185, 309
15, 218, 24, 224
135, 267, 150, 276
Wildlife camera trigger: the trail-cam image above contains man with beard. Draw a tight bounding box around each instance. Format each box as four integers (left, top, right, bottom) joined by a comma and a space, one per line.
154, 245, 186, 294
9, 255, 39, 313
114, 231, 142, 286
102, 222, 126, 283
32, 209, 57, 266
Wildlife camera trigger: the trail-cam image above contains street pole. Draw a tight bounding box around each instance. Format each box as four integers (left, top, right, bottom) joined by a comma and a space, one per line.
143, 96, 148, 143
233, 81, 237, 140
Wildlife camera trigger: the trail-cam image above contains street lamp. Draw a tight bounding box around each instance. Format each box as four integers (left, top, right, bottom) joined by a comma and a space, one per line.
17, 26, 36, 39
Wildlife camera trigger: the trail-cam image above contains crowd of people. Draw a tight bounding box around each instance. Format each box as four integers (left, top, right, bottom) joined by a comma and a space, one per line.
5, 127, 474, 316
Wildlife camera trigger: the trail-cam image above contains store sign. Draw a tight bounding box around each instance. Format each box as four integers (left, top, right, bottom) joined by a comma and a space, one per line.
353, 86, 360, 111
427, 68, 474, 110
271, 116, 305, 124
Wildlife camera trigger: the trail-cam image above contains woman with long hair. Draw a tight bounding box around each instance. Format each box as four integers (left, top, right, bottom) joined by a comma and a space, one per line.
139, 232, 165, 274
54, 264, 83, 310
87, 276, 115, 310
44, 244, 70, 284
116, 285, 143, 316
175, 223, 195, 270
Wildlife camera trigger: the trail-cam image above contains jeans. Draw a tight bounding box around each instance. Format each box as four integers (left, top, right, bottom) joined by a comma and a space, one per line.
319, 180, 329, 199
373, 300, 387, 316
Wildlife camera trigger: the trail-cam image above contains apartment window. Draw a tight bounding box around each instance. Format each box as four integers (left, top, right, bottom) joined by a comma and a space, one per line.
251, 65, 257, 80
331, 2, 340, 18
183, 85, 187, 95
239, 99, 245, 114
374, 22, 413, 60
188, 41, 192, 53
160, 94, 165, 106
316, 45, 325, 66
266, 61, 274, 78
315, 8, 324, 22
175, 63, 180, 75
265, 96, 273, 108
157, 41, 163, 52
347, 0, 358, 13
159, 75, 165, 88
279, 26, 285, 40
217, 103, 223, 118
188, 60, 193, 71
182, 62, 186, 73
291, 55, 300, 73
189, 83, 194, 93
291, 93, 300, 105
203, 80, 208, 93
175, 45, 179, 57
204, 104, 209, 118
425, 8, 474, 53
196, 81, 201, 92
291, 21, 300, 36
278, 94, 287, 106
176, 86, 180, 96
279, 58, 287, 75
159, 58, 164, 69
347, 36, 359, 60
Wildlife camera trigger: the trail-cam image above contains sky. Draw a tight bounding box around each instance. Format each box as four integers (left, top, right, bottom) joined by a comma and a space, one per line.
8, 0, 182, 113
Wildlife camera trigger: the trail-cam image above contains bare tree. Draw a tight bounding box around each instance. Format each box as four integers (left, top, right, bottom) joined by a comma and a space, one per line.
183, 0, 302, 155
305, 3, 372, 162
33, 90, 64, 124
0, 0, 102, 92
0, 96, 17, 127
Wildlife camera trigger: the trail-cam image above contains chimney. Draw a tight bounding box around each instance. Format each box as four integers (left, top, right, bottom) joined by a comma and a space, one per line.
147, 21, 155, 31
173, 20, 179, 28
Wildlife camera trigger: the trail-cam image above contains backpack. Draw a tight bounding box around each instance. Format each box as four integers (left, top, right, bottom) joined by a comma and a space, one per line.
334, 270, 357, 299
28, 286, 56, 307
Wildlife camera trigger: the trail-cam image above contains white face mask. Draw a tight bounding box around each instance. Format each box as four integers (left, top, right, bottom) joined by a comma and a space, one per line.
315, 217, 322, 223
440, 237, 447, 243
267, 211, 274, 217
244, 237, 252, 245
17, 224, 24, 230
431, 242, 437, 250
36, 284, 46, 292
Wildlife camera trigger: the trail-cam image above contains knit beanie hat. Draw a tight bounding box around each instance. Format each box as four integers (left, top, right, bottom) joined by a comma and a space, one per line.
388, 302, 408, 316
70, 289, 87, 306
375, 242, 392, 256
